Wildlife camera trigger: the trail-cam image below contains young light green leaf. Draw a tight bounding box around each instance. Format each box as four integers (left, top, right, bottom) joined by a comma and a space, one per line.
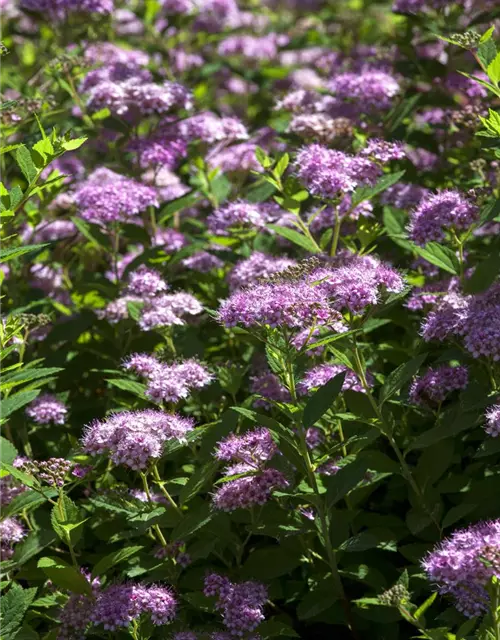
0, 244, 49, 264
414, 592, 437, 620
0, 436, 18, 465
15, 145, 38, 183
487, 51, 500, 85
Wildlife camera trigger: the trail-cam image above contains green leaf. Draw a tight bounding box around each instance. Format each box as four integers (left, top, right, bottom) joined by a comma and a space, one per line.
414, 242, 460, 275
2, 488, 58, 518
0, 436, 18, 465
464, 242, 500, 293
478, 198, 500, 224
179, 460, 219, 506
273, 152, 289, 178
9, 185, 23, 209
0, 583, 37, 640
456, 617, 478, 640
487, 51, 500, 85
0, 462, 38, 490
159, 191, 200, 224
37, 557, 93, 596
267, 224, 320, 253
51, 494, 84, 546
442, 503, 476, 529
60, 137, 87, 151
15, 145, 38, 183
303, 372, 346, 427
2, 367, 64, 390
171, 503, 212, 541
12, 529, 57, 567
351, 171, 405, 207
255, 146, 272, 169
414, 592, 437, 620
325, 460, 366, 507
0, 243, 49, 263
92, 545, 143, 578
478, 37, 497, 69
106, 378, 147, 398
407, 411, 477, 451
379, 353, 427, 405
259, 619, 300, 638
246, 179, 276, 203
70, 216, 109, 249
32, 137, 54, 164
297, 580, 338, 620
241, 546, 301, 580
480, 25, 495, 44
1, 389, 41, 419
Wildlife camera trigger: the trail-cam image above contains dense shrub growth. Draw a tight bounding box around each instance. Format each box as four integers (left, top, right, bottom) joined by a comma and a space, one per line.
1, 1, 500, 638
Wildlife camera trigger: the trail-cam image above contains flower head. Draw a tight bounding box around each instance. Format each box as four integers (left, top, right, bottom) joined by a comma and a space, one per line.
409, 365, 468, 406
26, 394, 67, 425
82, 410, 194, 470
423, 520, 500, 617
485, 405, 500, 437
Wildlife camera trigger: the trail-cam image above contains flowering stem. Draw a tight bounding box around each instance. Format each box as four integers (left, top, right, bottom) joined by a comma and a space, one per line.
280, 345, 356, 636
151, 464, 183, 516
330, 209, 342, 257
350, 339, 442, 536
140, 471, 168, 547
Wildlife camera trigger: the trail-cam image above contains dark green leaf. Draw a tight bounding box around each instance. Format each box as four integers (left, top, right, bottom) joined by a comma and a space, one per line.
0, 244, 49, 264
0, 583, 37, 640
171, 503, 212, 540
352, 171, 405, 207
1, 389, 41, 419
380, 353, 427, 405
303, 372, 346, 427
0, 436, 17, 464
267, 224, 320, 253
241, 546, 301, 580
325, 460, 366, 507
414, 242, 460, 275
37, 557, 93, 595
106, 378, 147, 398
92, 545, 143, 578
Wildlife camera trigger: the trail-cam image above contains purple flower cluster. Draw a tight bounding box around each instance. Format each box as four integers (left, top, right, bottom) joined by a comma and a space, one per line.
124, 353, 213, 402
21, 0, 113, 16
182, 251, 224, 273
310, 256, 405, 314
81, 409, 194, 469
58, 572, 101, 640
295, 144, 381, 198
85, 70, 192, 119
74, 168, 159, 224
178, 112, 248, 144
207, 201, 284, 235
212, 428, 287, 511
25, 394, 68, 425
227, 252, 296, 290
297, 363, 372, 395
86, 583, 176, 630
139, 292, 204, 330
484, 405, 500, 437
423, 520, 500, 617
127, 266, 169, 297
328, 69, 400, 110
408, 190, 479, 245
409, 365, 468, 406
422, 283, 500, 361
218, 280, 340, 330
361, 139, 406, 162
204, 573, 267, 635
0, 517, 25, 559
250, 371, 291, 408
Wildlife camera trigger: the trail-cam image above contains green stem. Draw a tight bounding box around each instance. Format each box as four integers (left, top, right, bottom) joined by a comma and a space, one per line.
151, 465, 183, 516
350, 339, 442, 536
140, 472, 168, 547
280, 344, 357, 637
330, 209, 342, 257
